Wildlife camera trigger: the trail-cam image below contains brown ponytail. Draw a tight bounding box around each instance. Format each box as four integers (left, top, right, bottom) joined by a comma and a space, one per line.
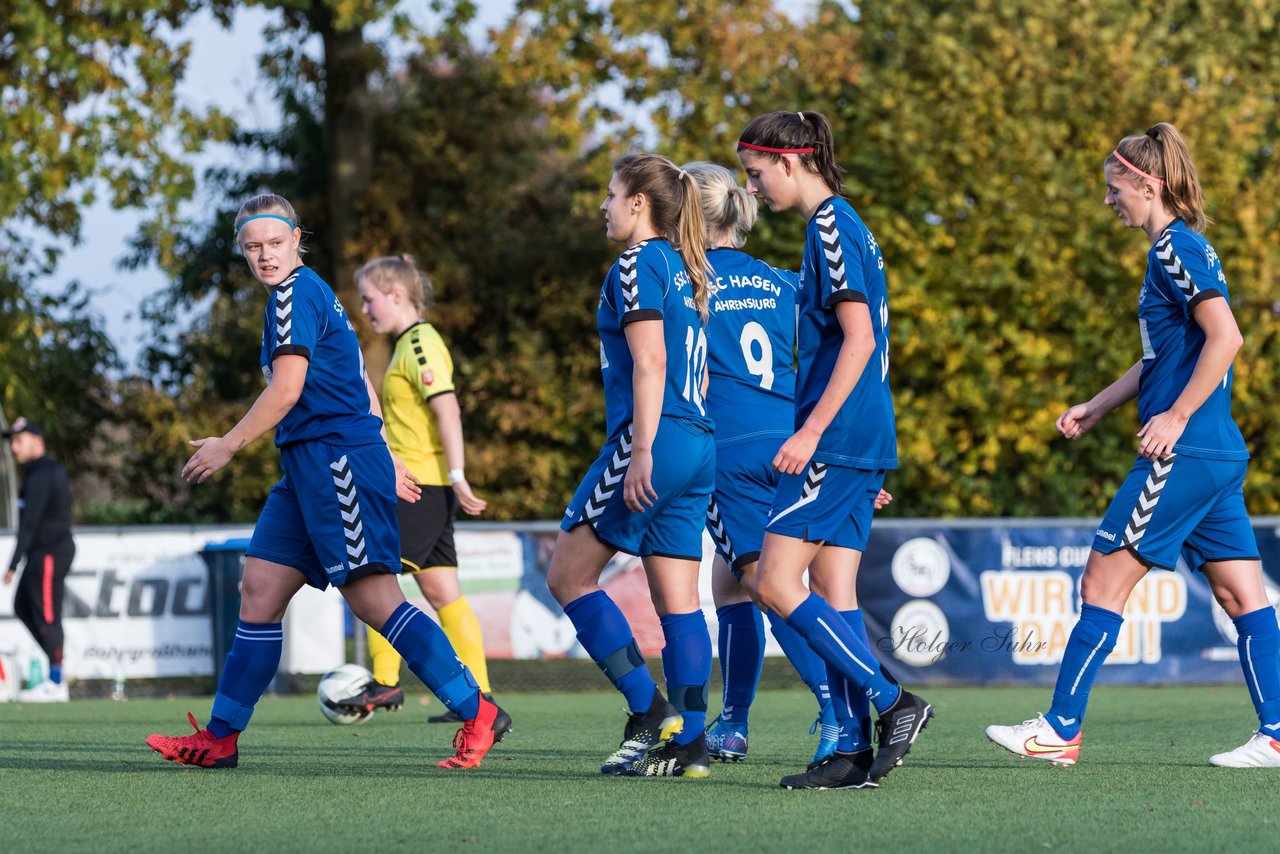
1106, 122, 1210, 232
613, 153, 710, 320
737, 110, 845, 196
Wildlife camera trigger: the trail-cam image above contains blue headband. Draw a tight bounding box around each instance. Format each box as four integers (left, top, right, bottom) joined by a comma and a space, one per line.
235, 213, 297, 235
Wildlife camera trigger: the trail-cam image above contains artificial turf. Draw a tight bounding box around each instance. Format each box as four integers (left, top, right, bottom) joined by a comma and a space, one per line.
0, 685, 1273, 852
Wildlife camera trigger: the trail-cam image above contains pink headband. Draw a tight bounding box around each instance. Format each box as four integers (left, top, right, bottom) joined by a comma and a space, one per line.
738, 141, 815, 155
1111, 150, 1165, 186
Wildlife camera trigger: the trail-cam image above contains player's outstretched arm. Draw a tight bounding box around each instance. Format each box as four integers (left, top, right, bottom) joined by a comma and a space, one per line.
182, 354, 308, 484
1057, 359, 1142, 441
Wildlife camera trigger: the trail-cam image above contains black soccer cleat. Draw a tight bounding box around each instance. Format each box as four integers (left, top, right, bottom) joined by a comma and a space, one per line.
780, 748, 876, 790
601, 687, 684, 775
335, 681, 405, 713
869, 690, 933, 782
628, 735, 711, 778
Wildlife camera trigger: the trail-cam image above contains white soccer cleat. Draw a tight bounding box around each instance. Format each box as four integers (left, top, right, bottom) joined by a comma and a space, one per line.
985, 713, 1080, 766
1209, 732, 1280, 768
18, 681, 70, 703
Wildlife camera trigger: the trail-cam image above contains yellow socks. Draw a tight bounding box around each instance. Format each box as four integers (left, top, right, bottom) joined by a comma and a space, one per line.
366, 623, 403, 687
438, 596, 491, 694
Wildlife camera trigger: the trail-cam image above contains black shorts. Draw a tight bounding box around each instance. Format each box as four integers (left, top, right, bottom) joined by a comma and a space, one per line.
396, 485, 457, 572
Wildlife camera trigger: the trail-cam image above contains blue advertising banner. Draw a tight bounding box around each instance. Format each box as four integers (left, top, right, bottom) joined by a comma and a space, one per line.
858, 520, 1280, 686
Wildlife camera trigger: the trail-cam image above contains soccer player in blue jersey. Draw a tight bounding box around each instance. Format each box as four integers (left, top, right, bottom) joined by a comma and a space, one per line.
145, 193, 510, 770
987, 123, 1280, 769
683, 161, 891, 765
737, 111, 933, 789
546, 154, 717, 778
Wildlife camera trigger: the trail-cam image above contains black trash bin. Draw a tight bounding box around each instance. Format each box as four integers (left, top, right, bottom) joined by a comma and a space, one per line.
199, 538, 252, 686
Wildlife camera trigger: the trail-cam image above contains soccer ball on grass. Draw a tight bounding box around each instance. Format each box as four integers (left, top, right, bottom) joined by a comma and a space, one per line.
317, 663, 375, 725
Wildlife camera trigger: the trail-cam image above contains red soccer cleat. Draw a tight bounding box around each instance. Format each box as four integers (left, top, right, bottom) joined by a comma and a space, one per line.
146, 712, 240, 768
437, 695, 512, 769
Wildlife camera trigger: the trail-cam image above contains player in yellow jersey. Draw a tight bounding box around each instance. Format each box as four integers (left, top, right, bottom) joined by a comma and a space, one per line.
337, 254, 495, 721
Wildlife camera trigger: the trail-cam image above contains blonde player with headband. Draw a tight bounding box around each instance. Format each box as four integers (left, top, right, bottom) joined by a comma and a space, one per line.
146, 195, 510, 771
987, 123, 1280, 769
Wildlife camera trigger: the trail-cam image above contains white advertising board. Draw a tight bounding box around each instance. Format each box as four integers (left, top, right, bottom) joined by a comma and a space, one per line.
0, 529, 343, 680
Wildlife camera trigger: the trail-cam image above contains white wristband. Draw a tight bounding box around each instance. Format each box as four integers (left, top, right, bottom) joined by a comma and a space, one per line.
448, 468, 465, 484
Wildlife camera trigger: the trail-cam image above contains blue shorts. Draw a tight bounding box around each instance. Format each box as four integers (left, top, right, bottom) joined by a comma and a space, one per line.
706, 436, 784, 573
766, 463, 885, 551
1092, 455, 1259, 571
248, 441, 401, 589
562, 416, 715, 560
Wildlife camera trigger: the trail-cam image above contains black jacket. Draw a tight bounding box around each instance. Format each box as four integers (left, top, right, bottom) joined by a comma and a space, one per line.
9, 455, 73, 570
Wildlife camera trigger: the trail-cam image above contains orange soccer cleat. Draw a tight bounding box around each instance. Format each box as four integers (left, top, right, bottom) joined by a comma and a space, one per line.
146, 712, 240, 768
437, 695, 512, 769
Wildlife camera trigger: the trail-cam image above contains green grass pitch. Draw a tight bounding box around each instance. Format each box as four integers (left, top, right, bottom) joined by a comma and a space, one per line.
1, 686, 1274, 852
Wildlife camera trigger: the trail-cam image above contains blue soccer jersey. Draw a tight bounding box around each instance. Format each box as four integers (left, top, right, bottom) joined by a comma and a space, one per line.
795, 197, 897, 469
259, 266, 384, 448
597, 239, 712, 441
1137, 220, 1248, 461
705, 248, 798, 447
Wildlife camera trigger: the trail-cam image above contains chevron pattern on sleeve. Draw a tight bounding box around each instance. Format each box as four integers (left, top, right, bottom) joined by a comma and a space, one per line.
1121, 455, 1175, 547
815, 204, 847, 293
706, 495, 737, 565
330, 454, 369, 568
584, 427, 633, 521
1154, 233, 1200, 302
618, 242, 649, 313
273, 272, 299, 346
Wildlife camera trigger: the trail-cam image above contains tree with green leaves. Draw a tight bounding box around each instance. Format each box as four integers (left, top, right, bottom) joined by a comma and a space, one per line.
114, 4, 616, 522
0, 0, 232, 270
513, 0, 1280, 516
1, 1, 232, 502
102, 0, 1280, 522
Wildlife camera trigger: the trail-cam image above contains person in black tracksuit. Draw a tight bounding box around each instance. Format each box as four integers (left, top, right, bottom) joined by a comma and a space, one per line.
4, 418, 75, 700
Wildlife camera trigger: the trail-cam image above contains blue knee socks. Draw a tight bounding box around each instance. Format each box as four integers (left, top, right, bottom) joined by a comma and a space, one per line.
208, 621, 284, 737
564, 591, 656, 713
1234, 606, 1280, 733
784, 593, 900, 715
1047, 603, 1123, 739
661, 611, 712, 745
766, 609, 830, 708
829, 610, 873, 752
382, 602, 480, 720
716, 602, 765, 726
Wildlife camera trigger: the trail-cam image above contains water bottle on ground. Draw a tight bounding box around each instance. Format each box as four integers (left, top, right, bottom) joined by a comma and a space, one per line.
112, 663, 127, 701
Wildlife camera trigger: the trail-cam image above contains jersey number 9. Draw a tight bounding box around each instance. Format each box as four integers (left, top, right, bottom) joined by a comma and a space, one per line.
739, 321, 775, 390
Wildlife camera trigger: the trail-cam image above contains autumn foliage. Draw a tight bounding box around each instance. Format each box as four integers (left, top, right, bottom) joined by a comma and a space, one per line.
6, 1, 1280, 521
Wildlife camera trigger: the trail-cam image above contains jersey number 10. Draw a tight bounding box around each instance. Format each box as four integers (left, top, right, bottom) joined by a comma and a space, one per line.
682, 325, 708, 414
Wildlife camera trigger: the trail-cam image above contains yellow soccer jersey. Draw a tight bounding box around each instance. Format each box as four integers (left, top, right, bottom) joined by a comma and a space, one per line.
382, 322, 456, 486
